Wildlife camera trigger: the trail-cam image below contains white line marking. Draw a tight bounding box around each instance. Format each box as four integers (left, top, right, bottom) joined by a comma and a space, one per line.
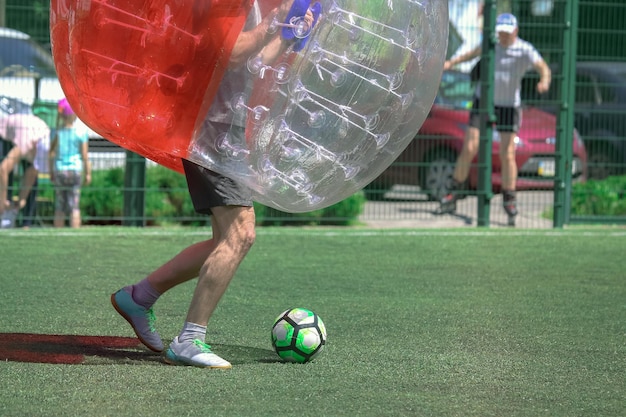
1, 228, 625, 238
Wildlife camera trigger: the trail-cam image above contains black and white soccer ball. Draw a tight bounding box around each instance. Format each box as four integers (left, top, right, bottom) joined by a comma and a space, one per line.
271, 308, 327, 363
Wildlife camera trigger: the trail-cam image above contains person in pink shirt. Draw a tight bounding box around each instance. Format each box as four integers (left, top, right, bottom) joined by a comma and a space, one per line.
0, 104, 50, 222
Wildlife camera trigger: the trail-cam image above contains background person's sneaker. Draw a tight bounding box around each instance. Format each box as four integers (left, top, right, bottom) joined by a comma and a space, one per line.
436, 193, 458, 215
503, 190, 518, 227
111, 288, 164, 352
164, 337, 232, 369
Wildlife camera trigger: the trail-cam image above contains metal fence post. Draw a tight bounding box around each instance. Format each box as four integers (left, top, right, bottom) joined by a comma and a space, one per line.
0, 0, 5, 27
553, 0, 579, 228
476, 0, 497, 227
123, 151, 146, 227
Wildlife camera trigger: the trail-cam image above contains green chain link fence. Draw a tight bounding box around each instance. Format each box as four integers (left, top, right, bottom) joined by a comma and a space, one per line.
2, 0, 625, 228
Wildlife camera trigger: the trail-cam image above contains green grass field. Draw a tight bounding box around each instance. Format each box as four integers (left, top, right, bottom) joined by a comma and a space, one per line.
0, 227, 625, 417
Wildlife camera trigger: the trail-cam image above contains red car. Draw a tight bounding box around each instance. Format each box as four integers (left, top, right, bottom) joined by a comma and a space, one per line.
370, 70, 587, 200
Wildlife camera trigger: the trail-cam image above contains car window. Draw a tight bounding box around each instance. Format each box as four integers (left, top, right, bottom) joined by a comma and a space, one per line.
0, 36, 57, 77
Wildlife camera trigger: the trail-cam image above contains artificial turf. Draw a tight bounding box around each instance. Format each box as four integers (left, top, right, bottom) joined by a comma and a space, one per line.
0, 227, 624, 416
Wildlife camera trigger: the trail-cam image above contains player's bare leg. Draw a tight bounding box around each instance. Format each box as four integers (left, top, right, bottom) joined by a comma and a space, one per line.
185, 206, 256, 326
164, 205, 256, 368
499, 132, 518, 226
437, 126, 480, 214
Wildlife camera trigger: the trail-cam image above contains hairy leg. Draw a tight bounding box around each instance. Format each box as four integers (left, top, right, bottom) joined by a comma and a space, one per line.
146, 238, 218, 293
453, 126, 480, 183
499, 132, 518, 191
185, 206, 256, 326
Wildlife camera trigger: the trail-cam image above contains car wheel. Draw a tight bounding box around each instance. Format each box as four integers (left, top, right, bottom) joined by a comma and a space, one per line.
421, 150, 456, 200
587, 149, 617, 180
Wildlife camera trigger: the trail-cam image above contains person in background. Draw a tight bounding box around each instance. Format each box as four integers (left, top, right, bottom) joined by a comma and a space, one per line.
49, 98, 91, 228
436, 13, 551, 225
0, 106, 50, 227
19, 134, 51, 228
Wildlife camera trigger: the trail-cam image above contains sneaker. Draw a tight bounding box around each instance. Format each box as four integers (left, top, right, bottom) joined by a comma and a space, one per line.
503, 191, 518, 217
435, 192, 458, 215
111, 288, 164, 352
164, 337, 232, 369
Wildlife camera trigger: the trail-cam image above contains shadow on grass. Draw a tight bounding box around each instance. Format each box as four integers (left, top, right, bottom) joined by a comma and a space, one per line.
218, 343, 281, 365
378, 200, 474, 225
0, 333, 160, 365
428, 209, 473, 225
0, 333, 279, 366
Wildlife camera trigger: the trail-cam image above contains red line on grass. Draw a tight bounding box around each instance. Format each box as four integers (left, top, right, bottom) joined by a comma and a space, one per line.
0, 333, 145, 364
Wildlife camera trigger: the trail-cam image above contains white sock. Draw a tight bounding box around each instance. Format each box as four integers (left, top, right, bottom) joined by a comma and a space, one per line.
178, 322, 207, 343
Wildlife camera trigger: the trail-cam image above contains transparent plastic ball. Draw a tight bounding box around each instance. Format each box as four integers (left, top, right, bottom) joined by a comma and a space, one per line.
50, 0, 448, 212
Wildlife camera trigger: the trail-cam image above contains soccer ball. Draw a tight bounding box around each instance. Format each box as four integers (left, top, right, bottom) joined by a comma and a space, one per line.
271, 308, 327, 363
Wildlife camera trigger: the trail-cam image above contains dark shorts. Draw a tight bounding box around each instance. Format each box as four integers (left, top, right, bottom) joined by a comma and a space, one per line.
182, 123, 252, 215
469, 97, 521, 133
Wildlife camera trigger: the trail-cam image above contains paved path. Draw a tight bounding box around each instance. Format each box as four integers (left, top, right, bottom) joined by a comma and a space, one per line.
359, 190, 554, 229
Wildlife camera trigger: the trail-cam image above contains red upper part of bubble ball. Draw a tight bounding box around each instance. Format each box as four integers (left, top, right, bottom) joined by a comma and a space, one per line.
50, 0, 254, 172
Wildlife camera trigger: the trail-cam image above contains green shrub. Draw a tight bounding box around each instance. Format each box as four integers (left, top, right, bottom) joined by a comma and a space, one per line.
144, 165, 205, 225
79, 165, 365, 226
571, 175, 626, 216
255, 191, 366, 226
80, 168, 124, 222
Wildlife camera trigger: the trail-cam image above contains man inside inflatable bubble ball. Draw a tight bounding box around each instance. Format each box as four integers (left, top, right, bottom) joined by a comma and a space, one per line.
112, 1, 318, 368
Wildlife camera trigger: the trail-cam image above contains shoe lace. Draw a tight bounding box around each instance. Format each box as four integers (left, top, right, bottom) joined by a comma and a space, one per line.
192, 339, 213, 353
145, 308, 157, 333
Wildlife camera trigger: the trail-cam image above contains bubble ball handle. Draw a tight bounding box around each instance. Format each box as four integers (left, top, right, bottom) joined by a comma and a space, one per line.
270, 0, 322, 52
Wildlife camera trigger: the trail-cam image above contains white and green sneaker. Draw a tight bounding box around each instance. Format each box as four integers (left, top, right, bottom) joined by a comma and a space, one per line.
111, 288, 163, 352
164, 337, 232, 369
